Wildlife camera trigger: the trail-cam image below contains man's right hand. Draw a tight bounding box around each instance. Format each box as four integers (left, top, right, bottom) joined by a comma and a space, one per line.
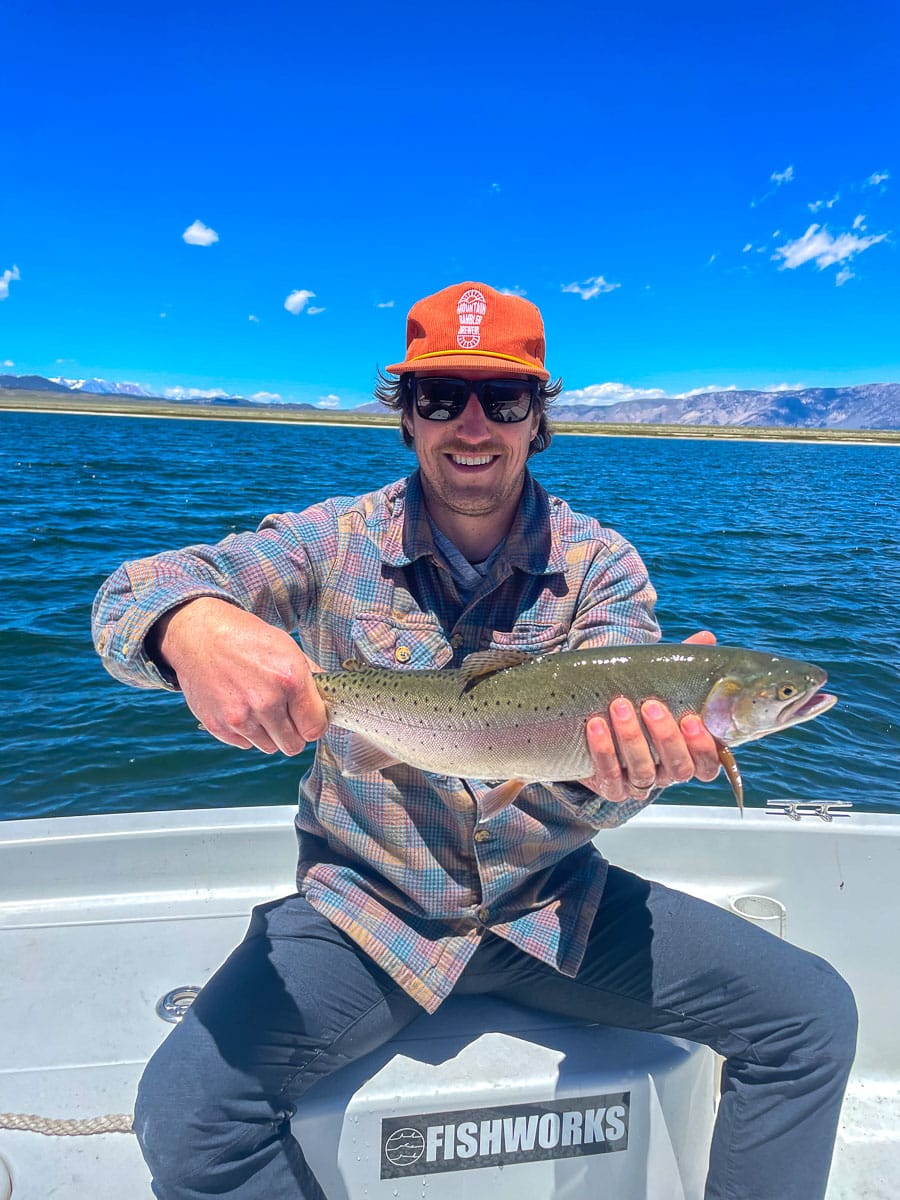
151, 598, 328, 755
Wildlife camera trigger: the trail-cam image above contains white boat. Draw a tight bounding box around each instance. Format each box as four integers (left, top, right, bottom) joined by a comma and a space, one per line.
1, 800, 897, 1199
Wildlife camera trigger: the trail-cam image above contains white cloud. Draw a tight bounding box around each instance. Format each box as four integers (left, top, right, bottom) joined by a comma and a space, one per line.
182, 220, 219, 247
742, 243, 753, 253
561, 275, 620, 300
248, 314, 260, 323
164, 386, 230, 400
772, 223, 887, 271
771, 166, 794, 185
498, 285, 527, 296
306, 306, 326, 316
251, 391, 282, 402
559, 382, 667, 407
375, 300, 395, 308
852, 214, 867, 230
0, 264, 21, 300
159, 312, 167, 319
560, 381, 804, 407
864, 171, 890, 188
317, 394, 341, 409
835, 267, 855, 287
808, 194, 839, 212
284, 289, 316, 315
2, 359, 14, 367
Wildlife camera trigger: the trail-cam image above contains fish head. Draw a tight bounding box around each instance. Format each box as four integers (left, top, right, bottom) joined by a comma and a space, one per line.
700, 654, 837, 747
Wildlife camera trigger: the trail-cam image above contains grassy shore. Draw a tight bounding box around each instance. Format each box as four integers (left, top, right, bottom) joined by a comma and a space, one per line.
2, 389, 898, 445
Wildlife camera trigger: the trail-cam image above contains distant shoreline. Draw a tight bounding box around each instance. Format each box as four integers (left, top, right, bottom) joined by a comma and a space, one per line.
2, 390, 898, 446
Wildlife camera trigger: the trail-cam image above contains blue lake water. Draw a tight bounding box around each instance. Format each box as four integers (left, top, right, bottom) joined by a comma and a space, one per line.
2, 409, 898, 820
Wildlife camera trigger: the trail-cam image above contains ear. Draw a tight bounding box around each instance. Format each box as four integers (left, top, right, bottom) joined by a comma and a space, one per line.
402, 414, 415, 442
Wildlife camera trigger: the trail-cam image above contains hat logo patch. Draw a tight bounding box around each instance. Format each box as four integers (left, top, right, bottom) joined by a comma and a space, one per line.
456, 288, 487, 349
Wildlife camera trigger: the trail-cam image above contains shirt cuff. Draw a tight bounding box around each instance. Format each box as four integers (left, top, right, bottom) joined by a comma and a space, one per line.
552, 782, 661, 828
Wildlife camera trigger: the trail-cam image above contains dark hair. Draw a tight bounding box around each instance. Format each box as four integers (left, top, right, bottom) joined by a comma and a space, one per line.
373, 369, 564, 457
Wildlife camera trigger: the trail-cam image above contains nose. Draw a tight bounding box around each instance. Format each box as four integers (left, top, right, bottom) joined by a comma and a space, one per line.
455, 393, 492, 439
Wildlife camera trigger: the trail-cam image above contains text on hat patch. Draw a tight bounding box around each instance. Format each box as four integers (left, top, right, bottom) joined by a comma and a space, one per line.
456, 288, 487, 350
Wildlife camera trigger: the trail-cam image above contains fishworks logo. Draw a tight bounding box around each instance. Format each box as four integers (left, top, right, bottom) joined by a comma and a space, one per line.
380, 1092, 629, 1177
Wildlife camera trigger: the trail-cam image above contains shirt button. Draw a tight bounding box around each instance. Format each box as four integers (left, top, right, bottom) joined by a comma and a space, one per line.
450, 634, 464, 649
477, 907, 491, 923
474, 828, 490, 843
395, 645, 412, 663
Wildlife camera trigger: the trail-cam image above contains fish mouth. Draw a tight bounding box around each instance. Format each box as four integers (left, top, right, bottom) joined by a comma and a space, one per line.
777, 690, 838, 727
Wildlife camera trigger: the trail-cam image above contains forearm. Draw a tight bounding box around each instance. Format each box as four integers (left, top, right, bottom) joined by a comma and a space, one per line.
566, 535, 661, 651
92, 515, 323, 690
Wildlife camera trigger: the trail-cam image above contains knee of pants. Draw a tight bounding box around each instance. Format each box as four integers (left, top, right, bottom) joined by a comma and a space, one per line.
771, 953, 859, 1073
133, 1024, 270, 1187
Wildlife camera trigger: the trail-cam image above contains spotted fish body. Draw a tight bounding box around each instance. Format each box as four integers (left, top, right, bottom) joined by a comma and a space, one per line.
314, 644, 836, 816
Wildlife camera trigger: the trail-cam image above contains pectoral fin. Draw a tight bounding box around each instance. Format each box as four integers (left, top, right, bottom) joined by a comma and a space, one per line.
479, 778, 528, 819
715, 741, 744, 816
341, 733, 404, 777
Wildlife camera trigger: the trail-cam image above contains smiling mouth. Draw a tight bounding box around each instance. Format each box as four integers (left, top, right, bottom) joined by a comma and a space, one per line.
447, 453, 499, 467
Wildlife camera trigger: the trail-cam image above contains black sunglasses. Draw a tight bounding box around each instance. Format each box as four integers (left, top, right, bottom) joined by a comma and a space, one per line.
408, 376, 538, 424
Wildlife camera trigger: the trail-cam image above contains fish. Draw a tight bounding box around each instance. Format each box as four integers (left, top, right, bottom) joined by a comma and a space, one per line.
314, 644, 837, 819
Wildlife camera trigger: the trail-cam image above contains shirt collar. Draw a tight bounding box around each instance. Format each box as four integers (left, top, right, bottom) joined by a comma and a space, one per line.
380, 469, 566, 576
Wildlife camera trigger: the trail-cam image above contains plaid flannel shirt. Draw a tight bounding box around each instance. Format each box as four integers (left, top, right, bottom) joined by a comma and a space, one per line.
93, 470, 661, 1011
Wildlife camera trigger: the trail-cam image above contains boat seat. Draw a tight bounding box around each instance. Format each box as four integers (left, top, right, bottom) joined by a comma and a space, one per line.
291, 995, 717, 1200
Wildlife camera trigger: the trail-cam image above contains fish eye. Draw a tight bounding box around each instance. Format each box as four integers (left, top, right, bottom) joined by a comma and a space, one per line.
778, 684, 798, 700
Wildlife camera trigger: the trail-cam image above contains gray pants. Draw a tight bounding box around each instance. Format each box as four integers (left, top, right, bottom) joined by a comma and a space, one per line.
134, 867, 857, 1199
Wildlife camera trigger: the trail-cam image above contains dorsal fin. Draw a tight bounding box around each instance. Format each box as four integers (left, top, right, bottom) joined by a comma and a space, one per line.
459, 649, 533, 691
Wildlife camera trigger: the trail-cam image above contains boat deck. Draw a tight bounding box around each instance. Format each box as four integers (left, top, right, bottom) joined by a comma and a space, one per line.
1, 804, 897, 1198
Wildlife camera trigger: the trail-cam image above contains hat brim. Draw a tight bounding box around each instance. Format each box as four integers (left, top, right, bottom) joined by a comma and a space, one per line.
386, 352, 550, 383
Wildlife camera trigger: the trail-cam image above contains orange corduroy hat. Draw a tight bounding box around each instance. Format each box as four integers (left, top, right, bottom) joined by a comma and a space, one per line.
386, 282, 550, 382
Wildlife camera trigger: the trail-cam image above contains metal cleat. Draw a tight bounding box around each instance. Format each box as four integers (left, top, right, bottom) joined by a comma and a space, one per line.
764, 800, 854, 822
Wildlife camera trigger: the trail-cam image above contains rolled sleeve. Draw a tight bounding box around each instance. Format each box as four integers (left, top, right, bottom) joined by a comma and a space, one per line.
92, 507, 338, 690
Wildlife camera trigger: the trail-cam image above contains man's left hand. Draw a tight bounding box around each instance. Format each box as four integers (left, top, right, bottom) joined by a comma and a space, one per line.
580, 631, 722, 803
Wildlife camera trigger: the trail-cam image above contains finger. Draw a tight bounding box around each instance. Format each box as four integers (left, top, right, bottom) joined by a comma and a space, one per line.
640, 700, 695, 785
608, 698, 658, 791
581, 714, 630, 802
683, 630, 717, 645
286, 687, 329, 743
679, 713, 722, 781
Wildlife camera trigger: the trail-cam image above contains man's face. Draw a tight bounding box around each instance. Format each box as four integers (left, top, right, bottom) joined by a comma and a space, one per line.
403, 370, 541, 521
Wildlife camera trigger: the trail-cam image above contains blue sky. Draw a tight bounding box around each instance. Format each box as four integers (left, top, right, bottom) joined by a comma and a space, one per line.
2, 0, 897, 409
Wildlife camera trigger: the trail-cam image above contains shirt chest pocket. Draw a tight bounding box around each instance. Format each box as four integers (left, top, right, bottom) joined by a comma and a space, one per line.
486, 622, 569, 656
350, 614, 454, 671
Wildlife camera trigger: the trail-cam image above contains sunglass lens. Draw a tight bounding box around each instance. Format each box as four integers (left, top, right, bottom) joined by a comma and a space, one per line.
414, 379, 467, 420
482, 381, 534, 422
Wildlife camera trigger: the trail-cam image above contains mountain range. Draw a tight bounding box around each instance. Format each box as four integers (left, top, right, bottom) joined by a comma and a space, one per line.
1, 374, 897, 429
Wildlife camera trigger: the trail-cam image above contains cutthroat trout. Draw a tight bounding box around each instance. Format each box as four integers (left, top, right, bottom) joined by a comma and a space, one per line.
314, 644, 836, 818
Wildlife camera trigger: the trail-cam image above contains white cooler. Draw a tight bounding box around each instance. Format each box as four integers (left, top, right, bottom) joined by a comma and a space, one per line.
291, 996, 718, 1200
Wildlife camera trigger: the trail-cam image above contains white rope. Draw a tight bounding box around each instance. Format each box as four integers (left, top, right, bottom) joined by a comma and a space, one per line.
0, 1111, 134, 1135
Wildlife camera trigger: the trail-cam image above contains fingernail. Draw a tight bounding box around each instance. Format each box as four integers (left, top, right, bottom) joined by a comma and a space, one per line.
643, 701, 664, 721
682, 716, 701, 736
611, 699, 631, 719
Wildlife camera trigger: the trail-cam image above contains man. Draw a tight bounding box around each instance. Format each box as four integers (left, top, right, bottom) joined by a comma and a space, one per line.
93, 282, 856, 1200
